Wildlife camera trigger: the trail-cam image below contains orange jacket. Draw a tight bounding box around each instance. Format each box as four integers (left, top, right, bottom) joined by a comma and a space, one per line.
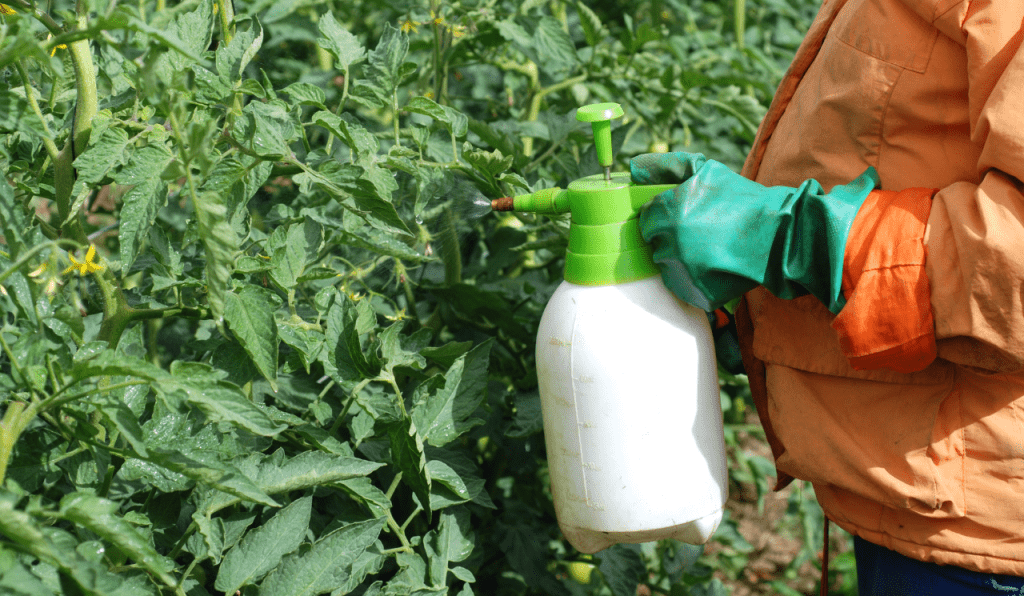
737, 0, 1024, 575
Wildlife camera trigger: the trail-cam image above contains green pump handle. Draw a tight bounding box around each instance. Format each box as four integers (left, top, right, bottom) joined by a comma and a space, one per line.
491, 103, 676, 286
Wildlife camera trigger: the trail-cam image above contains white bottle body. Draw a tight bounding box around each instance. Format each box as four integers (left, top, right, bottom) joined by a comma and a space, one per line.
535, 276, 727, 553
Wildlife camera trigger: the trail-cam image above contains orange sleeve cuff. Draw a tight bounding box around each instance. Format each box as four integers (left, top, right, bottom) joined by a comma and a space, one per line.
831, 188, 938, 373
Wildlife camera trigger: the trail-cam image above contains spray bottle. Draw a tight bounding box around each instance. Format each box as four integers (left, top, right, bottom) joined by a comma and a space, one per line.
492, 103, 727, 554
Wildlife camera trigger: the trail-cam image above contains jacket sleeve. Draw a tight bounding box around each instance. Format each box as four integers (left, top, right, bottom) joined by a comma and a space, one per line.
835, 3, 1024, 374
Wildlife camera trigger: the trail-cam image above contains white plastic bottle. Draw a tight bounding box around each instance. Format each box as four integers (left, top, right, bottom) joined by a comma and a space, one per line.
535, 276, 726, 553
492, 102, 728, 553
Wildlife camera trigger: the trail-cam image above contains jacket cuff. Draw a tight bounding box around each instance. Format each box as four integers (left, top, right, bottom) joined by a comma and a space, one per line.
831, 188, 938, 373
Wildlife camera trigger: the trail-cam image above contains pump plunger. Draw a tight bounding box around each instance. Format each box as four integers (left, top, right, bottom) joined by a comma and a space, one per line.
576, 102, 625, 181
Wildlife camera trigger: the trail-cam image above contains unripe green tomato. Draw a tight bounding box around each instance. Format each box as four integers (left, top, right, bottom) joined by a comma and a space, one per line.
567, 561, 595, 584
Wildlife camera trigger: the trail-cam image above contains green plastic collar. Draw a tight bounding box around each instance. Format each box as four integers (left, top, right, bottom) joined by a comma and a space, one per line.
563, 174, 674, 285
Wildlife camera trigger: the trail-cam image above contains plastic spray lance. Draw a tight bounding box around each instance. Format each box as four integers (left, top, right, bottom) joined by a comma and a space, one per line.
492, 103, 727, 554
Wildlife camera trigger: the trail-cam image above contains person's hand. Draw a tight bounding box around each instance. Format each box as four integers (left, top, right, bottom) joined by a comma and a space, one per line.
631, 152, 877, 313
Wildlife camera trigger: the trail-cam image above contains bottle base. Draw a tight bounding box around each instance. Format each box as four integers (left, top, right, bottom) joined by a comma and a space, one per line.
560, 508, 723, 554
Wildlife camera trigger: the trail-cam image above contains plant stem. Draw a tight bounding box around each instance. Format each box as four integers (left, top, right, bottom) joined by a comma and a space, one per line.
400, 504, 423, 533
324, 65, 350, 157
330, 378, 370, 434
217, 0, 234, 44
384, 510, 414, 552
14, 61, 60, 162
41, 380, 149, 411
521, 72, 587, 157
438, 207, 461, 285
0, 400, 43, 488
734, 0, 746, 50
385, 472, 403, 499
392, 90, 401, 148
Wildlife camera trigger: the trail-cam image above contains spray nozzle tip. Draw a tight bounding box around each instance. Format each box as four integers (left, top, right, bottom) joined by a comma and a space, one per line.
491, 197, 515, 211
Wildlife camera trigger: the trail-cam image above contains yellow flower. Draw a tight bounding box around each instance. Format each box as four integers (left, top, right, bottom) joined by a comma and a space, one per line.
45, 34, 67, 56
63, 245, 104, 276
450, 24, 466, 38
431, 10, 444, 26
0, 4, 16, 16
400, 18, 418, 34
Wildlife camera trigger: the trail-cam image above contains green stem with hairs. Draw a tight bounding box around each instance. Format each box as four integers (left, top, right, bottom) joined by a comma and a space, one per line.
438, 207, 461, 285
14, 61, 60, 162
217, 0, 234, 44
734, 0, 746, 49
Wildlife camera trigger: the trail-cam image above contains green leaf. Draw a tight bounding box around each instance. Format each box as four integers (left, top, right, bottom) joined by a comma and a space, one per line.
191, 64, 233, 103
72, 127, 131, 190
463, 146, 513, 179
89, 392, 149, 457
596, 545, 646, 596
255, 451, 383, 495
269, 218, 323, 290
378, 321, 426, 378
216, 17, 264, 80
0, 498, 124, 595
505, 392, 543, 438
426, 448, 494, 510
216, 496, 312, 594
406, 96, 468, 139
533, 17, 578, 75
0, 90, 48, 138
311, 111, 379, 159
324, 290, 379, 387
367, 23, 409, 96
115, 144, 173, 269
188, 513, 225, 563
317, 12, 366, 69
150, 0, 213, 79
574, 1, 605, 47
224, 284, 280, 389
388, 417, 432, 513
425, 508, 475, 586
201, 450, 383, 515
497, 503, 570, 596
145, 447, 279, 507
282, 82, 327, 109
338, 477, 391, 517
411, 340, 492, 447
192, 190, 238, 327
161, 362, 285, 436
313, 217, 430, 262
493, 20, 532, 50
232, 101, 297, 159
0, 552, 50, 596
258, 518, 385, 596
124, 13, 203, 63
58, 493, 177, 587
298, 162, 410, 236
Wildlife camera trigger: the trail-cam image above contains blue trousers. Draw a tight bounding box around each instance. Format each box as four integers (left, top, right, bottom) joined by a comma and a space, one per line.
855, 537, 1024, 595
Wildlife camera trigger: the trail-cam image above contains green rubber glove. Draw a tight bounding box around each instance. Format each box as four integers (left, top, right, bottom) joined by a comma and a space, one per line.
632, 152, 878, 313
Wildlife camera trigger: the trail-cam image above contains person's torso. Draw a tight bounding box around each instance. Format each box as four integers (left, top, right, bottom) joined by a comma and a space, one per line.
739, 0, 1024, 575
